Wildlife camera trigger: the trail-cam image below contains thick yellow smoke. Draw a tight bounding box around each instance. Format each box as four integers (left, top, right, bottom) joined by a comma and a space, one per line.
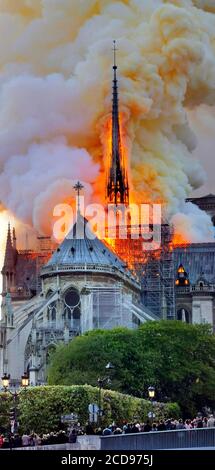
0, 0, 215, 248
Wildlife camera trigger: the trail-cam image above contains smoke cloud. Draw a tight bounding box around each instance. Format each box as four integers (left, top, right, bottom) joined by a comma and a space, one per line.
0, 0, 214, 243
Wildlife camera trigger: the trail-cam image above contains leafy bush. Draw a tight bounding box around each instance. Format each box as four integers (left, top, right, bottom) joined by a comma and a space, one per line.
0, 385, 180, 434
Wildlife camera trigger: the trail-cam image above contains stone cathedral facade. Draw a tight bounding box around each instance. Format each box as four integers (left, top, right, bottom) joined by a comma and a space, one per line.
0, 214, 156, 385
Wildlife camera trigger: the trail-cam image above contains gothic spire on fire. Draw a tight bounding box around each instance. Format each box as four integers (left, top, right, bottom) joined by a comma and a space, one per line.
106, 40, 129, 206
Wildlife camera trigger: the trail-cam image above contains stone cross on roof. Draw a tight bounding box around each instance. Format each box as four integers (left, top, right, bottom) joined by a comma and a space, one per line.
73, 181, 84, 214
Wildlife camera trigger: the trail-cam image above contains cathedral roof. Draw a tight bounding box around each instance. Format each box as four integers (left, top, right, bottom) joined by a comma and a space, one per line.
186, 194, 215, 204
174, 243, 215, 284
42, 213, 139, 288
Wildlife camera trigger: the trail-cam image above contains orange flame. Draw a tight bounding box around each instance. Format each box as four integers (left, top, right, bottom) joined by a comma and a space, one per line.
172, 233, 190, 246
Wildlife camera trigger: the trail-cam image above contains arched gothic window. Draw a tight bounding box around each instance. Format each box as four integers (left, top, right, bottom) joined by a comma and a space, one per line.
47, 302, 57, 326
46, 290, 56, 327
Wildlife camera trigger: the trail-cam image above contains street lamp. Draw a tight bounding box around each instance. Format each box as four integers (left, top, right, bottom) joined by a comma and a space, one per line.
148, 386, 155, 400
1, 372, 29, 433
2, 373, 10, 390
21, 372, 29, 388
97, 363, 115, 427
148, 386, 155, 425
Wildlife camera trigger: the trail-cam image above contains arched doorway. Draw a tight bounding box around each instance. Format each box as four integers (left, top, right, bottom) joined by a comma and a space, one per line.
177, 308, 190, 323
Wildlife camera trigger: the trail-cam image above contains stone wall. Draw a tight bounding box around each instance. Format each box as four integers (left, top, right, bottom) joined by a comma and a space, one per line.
16, 435, 101, 451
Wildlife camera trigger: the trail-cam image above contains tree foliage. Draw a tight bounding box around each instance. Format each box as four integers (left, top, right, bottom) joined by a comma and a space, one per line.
0, 392, 13, 432
0, 385, 179, 434
48, 321, 215, 416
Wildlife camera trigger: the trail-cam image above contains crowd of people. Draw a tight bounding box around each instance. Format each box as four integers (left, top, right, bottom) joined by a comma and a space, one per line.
101, 414, 215, 436
0, 429, 76, 449
0, 414, 214, 448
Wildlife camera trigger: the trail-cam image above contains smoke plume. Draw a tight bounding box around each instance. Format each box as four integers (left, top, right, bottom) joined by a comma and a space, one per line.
0, 0, 215, 244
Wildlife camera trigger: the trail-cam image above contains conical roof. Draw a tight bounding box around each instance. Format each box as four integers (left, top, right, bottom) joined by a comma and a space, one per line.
42, 213, 139, 288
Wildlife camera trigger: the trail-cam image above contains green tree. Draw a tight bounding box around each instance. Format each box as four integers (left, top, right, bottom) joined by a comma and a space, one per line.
0, 393, 13, 432
48, 321, 215, 416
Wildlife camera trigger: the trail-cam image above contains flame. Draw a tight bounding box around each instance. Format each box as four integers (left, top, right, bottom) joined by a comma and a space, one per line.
172, 233, 190, 246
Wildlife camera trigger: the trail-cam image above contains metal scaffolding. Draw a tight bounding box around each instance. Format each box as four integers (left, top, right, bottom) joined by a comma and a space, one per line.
141, 224, 175, 319
109, 223, 176, 320
92, 286, 123, 329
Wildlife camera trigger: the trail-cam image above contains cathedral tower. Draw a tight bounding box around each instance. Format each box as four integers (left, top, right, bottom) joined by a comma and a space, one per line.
106, 41, 129, 206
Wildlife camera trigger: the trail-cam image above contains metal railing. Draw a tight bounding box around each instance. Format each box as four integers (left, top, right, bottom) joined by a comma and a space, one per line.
177, 285, 215, 293
101, 427, 215, 450
41, 263, 140, 289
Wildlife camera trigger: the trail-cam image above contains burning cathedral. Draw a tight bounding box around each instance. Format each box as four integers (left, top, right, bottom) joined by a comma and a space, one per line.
0, 47, 157, 385
0, 46, 215, 385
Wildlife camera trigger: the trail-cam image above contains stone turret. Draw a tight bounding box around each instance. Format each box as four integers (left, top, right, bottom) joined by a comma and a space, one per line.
1, 223, 17, 294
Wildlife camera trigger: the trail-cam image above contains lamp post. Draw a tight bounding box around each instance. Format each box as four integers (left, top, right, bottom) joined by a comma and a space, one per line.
148, 386, 155, 400
97, 362, 115, 428
1, 372, 29, 434
148, 386, 155, 425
